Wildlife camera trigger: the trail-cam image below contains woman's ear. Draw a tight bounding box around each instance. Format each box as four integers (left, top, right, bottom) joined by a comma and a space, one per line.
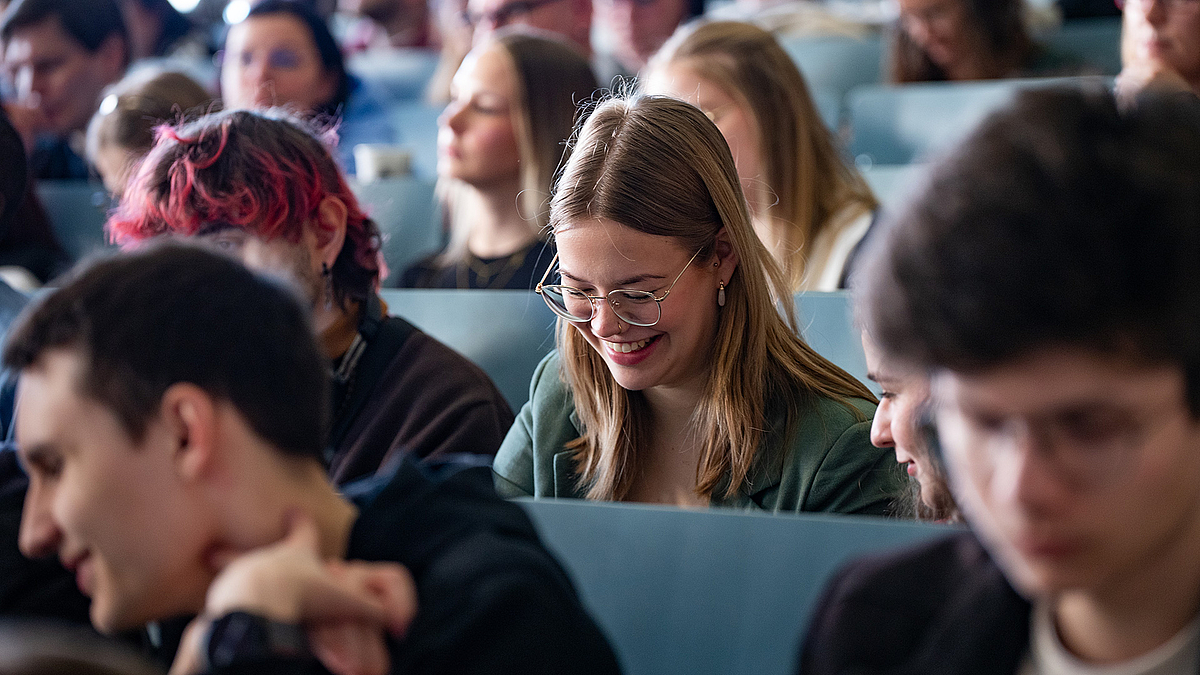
715, 227, 739, 282
314, 195, 349, 270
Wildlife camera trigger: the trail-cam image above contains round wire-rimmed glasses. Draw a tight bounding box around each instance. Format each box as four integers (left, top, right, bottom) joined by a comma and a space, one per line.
535, 249, 703, 327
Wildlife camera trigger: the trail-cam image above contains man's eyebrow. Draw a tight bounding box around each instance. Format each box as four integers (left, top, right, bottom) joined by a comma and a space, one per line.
558, 268, 668, 287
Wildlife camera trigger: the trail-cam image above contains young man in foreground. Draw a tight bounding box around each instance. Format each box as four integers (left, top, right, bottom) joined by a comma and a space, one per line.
802, 87, 1200, 673
10, 243, 620, 674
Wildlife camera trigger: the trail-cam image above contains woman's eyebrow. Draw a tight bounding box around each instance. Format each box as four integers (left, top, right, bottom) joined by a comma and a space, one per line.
558, 268, 667, 286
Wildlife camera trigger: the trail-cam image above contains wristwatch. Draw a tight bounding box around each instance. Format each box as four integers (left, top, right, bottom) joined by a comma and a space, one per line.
203, 610, 312, 670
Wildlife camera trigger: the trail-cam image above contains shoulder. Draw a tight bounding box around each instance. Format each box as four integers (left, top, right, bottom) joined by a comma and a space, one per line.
802, 531, 1031, 675
773, 393, 900, 514
383, 319, 507, 401
493, 352, 582, 499
349, 459, 620, 674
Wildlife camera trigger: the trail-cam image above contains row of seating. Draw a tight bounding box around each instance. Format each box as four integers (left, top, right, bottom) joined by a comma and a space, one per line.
39, 159, 936, 278
379, 288, 872, 409
518, 498, 954, 675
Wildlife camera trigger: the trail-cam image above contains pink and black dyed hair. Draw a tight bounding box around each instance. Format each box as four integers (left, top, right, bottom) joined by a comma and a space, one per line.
107, 109, 383, 305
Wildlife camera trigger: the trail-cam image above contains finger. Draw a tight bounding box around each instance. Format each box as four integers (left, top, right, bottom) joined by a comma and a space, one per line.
359, 565, 418, 636
309, 622, 390, 675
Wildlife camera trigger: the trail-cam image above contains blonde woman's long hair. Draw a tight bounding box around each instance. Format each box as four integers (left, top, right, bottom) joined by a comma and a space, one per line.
551, 95, 876, 502
647, 21, 877, 291
438, 29, 599, 265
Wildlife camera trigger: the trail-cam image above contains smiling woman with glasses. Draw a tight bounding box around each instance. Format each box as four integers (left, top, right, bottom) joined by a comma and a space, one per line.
494, 94, 902, 511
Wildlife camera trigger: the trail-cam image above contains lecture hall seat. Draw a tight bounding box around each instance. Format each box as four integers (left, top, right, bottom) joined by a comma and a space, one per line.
519, 499, 955, 675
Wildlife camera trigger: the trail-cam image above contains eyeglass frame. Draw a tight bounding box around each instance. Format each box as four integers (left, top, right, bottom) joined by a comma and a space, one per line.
535, 248, 705, 327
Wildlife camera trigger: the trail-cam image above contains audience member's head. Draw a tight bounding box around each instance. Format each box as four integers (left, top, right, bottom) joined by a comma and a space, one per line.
860, 86, 1200, 605
889, 0, 1032, 82
220, 0, 350, 118
465, 0, 592, 55
1, 0, 130, 137
118, 0, 194, 61
1117, 0, 1200, 96
643, 21, 877, 291
542, 94, 875, 501
0, 621, 164, 675
6, 243, 330, 632
596, 0, 702, 73
0, 105, 67, 286
338, 0, 432, 47
432, 29, 596, 271
107, 109, 383, 335
861, 332, 958, 521
86, 69, 214, 197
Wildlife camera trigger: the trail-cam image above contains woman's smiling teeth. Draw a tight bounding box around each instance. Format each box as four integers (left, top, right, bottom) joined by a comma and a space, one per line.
604, 337, 654, 353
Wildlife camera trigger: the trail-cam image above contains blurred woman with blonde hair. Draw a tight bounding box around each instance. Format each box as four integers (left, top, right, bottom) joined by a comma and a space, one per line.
642, 20, 877, 291
494, 95, 899, 511
401, 28, 598, 289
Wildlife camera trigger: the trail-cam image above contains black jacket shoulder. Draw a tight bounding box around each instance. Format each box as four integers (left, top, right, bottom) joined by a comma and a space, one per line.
800, 531, 1030, 675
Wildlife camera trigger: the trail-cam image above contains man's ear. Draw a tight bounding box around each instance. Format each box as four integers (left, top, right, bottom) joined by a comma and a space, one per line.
314, 195, 349, 271
159, 383, 219, 483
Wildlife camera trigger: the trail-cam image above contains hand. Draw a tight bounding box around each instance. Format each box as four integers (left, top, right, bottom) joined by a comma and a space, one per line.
170, 513, 417, 675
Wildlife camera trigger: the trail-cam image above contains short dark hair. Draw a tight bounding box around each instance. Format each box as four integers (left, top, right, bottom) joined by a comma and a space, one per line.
859, 87, 1200, 413
3, 243, 331, 459
1, 0, 130, 67
238, 0, 350, 114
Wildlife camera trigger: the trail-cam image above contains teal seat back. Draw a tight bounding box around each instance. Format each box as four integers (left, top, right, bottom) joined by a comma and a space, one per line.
860, 163, 930, 213
519, 499, 955, 675
847, 76, 1111, 165
1037, 17, 1122, 75
793, 291, 873, 394
781, 35, 883, 103
347, 49, 440, 101
388, 101, 443, 180
350, 178, 442, 275
378, 289, 557, 409
36, 182, 114, 262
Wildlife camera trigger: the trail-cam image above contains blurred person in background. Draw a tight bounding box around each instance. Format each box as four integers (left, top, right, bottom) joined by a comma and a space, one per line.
594, 0, 702, 74
1116, 0, 1199, 97
220, 0, 395, 172
401, 29, 597, 289
337, 0, 434, 50
465, 0, 592, 56
87, 68, 214, 198
1, 0, 129, 179
644, 21, 877, 291
889, 0, 1077, 82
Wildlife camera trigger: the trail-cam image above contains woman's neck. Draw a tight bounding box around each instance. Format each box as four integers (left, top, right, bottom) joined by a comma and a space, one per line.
464, 185, 541, 259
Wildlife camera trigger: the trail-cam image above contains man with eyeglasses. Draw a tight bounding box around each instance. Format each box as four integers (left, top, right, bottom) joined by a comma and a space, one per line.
1117, 0, 1199, 97
464, 0, 591, 55
800, 87, 1200, 673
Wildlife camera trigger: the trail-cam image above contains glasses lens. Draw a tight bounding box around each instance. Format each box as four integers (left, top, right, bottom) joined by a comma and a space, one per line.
609, 290, 660, 326
541, 285, 594, 322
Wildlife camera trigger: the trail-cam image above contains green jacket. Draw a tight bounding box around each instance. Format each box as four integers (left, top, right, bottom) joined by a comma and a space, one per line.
493, 353, 903, 515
